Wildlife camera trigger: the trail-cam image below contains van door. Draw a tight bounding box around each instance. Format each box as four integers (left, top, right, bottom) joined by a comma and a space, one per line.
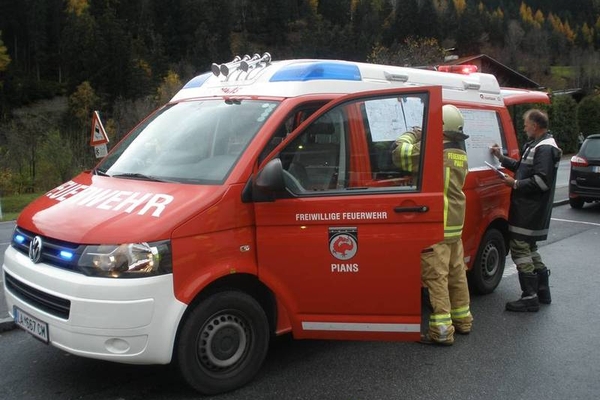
253, 87, 444, 341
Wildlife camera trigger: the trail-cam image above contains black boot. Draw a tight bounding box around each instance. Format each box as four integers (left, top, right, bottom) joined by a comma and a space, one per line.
536, 268, 551, 304
506, 272, 540, 312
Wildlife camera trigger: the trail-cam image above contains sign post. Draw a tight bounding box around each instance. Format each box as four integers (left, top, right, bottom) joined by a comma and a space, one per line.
90, 111, 109, 158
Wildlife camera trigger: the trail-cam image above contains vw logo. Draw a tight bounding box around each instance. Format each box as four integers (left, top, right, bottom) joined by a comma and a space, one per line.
29, 236, 43, 263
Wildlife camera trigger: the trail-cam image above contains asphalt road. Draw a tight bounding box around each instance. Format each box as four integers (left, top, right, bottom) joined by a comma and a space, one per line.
1, 203, 599, 400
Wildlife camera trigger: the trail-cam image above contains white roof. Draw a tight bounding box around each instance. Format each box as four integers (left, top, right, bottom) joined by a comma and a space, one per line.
172, 59, 505, 106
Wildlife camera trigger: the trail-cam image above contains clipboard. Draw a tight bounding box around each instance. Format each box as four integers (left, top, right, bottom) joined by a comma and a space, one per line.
485, 161, 508, 178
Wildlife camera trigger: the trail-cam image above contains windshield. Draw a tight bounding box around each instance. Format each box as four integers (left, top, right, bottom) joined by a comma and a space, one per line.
98, 99, 279, 184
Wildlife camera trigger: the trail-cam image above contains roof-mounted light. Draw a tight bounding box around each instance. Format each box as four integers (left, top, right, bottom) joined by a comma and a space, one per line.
182, 72, 211, 89
270, 62, 361, 82
438, 64, 478, 74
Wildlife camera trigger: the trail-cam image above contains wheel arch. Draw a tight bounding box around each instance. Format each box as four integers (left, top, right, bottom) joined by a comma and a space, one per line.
468, 218, 509, 295
486, 217, 509, 256
468, 216, 509, 270
173, 273, 277, 358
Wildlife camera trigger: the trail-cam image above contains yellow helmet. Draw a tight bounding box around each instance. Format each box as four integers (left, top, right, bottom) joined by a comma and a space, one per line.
442, 104, 469, 141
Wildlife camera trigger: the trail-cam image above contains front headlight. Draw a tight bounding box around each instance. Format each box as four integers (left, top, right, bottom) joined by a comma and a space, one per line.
78, 240, 172, 278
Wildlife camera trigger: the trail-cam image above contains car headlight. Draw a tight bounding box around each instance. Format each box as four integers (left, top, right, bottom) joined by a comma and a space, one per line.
78, 240, 172, 278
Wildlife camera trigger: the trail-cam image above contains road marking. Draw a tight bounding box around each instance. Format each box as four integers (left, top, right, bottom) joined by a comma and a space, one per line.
551, 217, 600, 227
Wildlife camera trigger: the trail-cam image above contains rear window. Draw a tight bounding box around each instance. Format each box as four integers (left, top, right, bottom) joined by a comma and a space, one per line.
582, 137, 600, 158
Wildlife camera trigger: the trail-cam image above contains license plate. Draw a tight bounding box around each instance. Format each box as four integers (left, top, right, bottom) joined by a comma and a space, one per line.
593, 166, 600, 173
14, 306, 49, 344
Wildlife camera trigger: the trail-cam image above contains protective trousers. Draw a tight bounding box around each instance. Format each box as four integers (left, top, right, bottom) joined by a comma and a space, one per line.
509, 238, 552, 305
421, 240, 473, 343
509, 239, 546, 273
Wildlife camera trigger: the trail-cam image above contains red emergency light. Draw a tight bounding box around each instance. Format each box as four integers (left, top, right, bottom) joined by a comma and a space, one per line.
438, 64, 478, 74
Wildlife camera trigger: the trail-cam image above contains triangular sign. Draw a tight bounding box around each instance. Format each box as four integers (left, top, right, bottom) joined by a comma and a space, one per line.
90, 111, 109, 146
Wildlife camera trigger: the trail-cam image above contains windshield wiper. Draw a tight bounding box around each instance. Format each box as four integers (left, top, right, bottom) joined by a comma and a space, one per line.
112, 173, 176, 183
93, 168, 110, 176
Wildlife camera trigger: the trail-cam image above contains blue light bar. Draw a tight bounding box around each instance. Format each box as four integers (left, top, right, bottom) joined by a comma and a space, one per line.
14, 234, 25, 244
182, 72, 212, 89
270, 62, 362, 82
60, 250, 74, 261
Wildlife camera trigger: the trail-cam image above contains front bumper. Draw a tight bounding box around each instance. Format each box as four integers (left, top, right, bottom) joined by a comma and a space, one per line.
3, 246, 186, 364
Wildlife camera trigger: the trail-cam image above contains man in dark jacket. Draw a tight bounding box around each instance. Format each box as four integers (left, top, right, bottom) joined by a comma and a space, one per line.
490, 109, 562, 312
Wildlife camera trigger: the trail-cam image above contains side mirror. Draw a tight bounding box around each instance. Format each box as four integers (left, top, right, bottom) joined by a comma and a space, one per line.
249, 158, 285, 202
256, 158, 285, 192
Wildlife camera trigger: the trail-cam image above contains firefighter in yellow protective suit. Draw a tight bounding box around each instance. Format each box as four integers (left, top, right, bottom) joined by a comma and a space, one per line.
392, 104, 473, 346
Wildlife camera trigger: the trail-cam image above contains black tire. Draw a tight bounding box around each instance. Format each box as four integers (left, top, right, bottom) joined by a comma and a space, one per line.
177, 291, 270, 395
468, 228, 506, 295
569, 197, 584, 209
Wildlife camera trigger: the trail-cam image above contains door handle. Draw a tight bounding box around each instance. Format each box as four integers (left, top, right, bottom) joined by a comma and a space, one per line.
394, 205, 429, 213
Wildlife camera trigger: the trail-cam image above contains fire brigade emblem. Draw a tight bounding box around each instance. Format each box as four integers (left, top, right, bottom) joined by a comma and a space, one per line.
328, 227, 358, 260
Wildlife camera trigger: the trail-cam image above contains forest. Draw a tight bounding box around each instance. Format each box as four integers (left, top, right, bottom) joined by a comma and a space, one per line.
2, 0, 600, 196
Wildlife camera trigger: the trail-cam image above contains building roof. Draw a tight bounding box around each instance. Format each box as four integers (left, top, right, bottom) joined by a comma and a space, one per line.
446, 54, 541, 89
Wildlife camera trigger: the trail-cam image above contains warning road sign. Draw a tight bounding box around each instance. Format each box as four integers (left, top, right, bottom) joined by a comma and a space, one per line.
90, 111, 109, 146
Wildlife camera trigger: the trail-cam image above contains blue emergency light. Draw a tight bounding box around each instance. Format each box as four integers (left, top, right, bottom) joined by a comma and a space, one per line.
270, 62, 362, 82
59, 250, 74, 261
182, 72, 212, 89
14, 234, 25, 244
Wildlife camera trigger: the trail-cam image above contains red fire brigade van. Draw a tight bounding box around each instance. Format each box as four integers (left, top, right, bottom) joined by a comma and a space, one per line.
3, 54, 548, 394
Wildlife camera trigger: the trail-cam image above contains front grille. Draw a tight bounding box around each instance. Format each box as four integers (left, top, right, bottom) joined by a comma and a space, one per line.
12, 227, 85, 272
4, 272, 71, 319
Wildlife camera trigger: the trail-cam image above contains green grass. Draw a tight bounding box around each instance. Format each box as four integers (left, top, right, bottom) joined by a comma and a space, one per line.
550, 66, 576, 79
0, 192, 44, 222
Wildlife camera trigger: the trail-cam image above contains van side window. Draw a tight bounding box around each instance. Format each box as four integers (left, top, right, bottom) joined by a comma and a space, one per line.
362, 95, 426, 190
258, 104, 326, 165
459, 108, 506, 170
280, 110, 347, 192
277, 93, 428, 195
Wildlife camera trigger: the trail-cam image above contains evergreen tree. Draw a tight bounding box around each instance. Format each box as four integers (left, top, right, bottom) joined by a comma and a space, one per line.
551, 94, 578, 153
577, 94, 600, 137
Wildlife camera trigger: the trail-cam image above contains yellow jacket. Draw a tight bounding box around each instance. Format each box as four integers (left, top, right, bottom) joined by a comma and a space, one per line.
392, 129, 468, 242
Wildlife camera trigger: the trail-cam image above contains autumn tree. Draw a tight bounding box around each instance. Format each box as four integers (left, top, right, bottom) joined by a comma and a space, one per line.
156, 70, 182, 106
0, 30, 9, 75
369, 36, 445, 67
67, 81, 100, 168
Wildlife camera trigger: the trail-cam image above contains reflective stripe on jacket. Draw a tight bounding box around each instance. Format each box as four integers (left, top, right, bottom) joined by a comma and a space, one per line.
443, 143, 468, 242
393, 131, 467, 241
392, 128, 421, 174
